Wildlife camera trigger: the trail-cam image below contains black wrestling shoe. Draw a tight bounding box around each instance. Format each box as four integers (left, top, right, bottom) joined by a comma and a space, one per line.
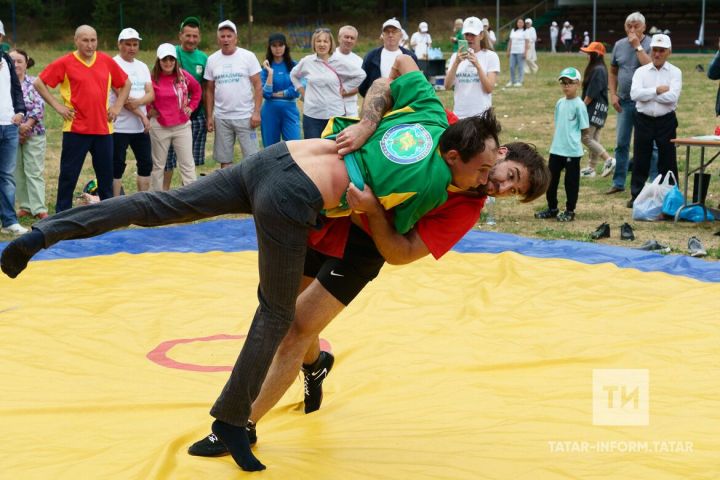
187, 422, 257, 457
302, 351, 335, 414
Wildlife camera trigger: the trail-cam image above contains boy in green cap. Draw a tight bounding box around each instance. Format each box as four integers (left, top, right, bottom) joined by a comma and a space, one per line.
535, 66, 589, 222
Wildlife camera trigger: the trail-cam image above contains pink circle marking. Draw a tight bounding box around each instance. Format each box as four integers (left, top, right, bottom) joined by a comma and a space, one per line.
147, 333, 332, 372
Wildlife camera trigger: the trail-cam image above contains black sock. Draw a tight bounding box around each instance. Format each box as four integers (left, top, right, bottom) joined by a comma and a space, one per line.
1, 229, 46, 279
212, 419, 266, 472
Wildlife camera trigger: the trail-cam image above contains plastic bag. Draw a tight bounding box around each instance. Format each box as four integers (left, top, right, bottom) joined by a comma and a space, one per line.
661, 184, 684, 217
679, 206, 715, 222
632, 172, 676, 221
428, 47, 443, 60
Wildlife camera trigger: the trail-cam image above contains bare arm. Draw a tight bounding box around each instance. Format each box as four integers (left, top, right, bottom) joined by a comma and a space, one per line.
33, 77, 74, 120
334, 54, 420, 155
250, 73, 262, 128
125, 82, 155, 111
346, 184, 430, 265
204, 80, 215, 132
335, 77, 392, 155
468, 51, 495, 93
445, 54, 461, 89
109, 79, 132, 121
608, 64, 621, 112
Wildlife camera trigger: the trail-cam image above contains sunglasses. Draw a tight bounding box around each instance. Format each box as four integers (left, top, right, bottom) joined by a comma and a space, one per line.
314, 28, 331, 33
559, 79, 576, 85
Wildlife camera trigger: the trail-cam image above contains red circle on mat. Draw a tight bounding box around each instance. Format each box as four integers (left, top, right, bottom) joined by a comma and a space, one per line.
147, 334, 332, 372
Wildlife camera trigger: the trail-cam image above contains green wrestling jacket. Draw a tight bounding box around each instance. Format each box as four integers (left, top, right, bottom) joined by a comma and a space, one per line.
322, 70, 451, 235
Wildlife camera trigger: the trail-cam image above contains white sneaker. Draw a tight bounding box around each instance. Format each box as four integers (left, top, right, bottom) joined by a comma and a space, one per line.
601, 157, 616, 177
513, 82, 523, 87
505, 81, 513, 87
1, 223, 28, 235
580, 167, 596, 177
688, 236, 707, 258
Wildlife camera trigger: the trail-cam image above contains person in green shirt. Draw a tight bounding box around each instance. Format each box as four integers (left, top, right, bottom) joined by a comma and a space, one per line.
451, 18, 464, 52
163, 16, 209, 189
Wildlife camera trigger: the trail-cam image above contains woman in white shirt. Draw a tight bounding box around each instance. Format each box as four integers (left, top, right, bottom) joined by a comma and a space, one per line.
445, 16, 500, 118
290, 28, 366, 138
550, 21, 559, 53
506, 18, 529, 87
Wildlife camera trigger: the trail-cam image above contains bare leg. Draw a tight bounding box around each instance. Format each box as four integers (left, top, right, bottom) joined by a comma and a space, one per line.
136, 175, 151, 192
249, 278, 345, 423
112, 179, 123, 197
163, 169, 173, 191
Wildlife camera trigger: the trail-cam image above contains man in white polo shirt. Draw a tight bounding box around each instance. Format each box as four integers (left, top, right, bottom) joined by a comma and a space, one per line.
335, 25, 363, 117
628, 33, 682, 206
111, 28, 154, 196
204, 20, 262, 168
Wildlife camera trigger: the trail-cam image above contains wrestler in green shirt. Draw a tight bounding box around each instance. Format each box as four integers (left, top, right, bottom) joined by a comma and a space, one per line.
322, 70, 451, 234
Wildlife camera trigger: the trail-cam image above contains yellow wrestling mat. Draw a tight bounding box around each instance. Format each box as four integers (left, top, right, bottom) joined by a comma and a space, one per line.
1, 232, 719, 479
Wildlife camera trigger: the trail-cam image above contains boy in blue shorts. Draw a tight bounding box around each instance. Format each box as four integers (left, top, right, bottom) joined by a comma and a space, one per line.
535, 67, 589, 222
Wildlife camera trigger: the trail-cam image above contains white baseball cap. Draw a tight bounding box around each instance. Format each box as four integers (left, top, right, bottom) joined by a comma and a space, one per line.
650, 33, 672, 49
462, 16, 483, 36
156, 43, 177, 59
0, 20, 5, 36
525, 18, 533, 25
382, 18, 401, 31
118, 28, 142, 42
218, 19, 237, 33
551, 21, 558, 26
558, 67, 582, 81
419, 21, 428, 33
481, 18, 490, 27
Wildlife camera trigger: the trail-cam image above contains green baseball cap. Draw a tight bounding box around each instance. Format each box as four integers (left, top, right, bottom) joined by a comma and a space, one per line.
558, 67, 581, 81
180, 16, 201, 29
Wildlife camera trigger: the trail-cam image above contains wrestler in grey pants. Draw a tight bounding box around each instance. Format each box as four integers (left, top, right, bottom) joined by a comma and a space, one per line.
34, 142, 324, 427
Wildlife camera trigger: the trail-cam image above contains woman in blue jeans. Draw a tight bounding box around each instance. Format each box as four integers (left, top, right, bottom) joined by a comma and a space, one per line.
260, 33, 300, 147
0, 42, 28, 236
506, 18, 528, 87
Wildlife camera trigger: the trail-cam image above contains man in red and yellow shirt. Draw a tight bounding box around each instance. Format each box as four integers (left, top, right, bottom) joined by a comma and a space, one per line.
34, 25, 131, 212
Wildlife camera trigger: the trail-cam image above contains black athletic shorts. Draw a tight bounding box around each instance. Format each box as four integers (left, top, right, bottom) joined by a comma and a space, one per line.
303, 223, 385, 306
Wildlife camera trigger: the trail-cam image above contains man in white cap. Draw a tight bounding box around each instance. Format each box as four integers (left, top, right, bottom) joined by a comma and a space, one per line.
204, 20, 262, 168
550, 21, 559, 53
111, 28, 154, 196
482, 18, 496, 49
0, 19, 28, 236
628, 33, 681, 206
524, 18, 538, 74
358, 18, 417, 97
34, 25, 131, 213
410, 21, 432, 61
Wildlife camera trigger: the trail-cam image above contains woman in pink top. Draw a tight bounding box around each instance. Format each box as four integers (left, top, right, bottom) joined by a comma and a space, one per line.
147, 43, 201, 191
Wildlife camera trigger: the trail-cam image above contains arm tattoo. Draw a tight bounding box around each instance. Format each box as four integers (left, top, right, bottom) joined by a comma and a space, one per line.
360, 79, 392, 126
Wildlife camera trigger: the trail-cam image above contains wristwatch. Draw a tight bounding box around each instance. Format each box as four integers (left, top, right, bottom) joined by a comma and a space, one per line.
636, 45, 644, 52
